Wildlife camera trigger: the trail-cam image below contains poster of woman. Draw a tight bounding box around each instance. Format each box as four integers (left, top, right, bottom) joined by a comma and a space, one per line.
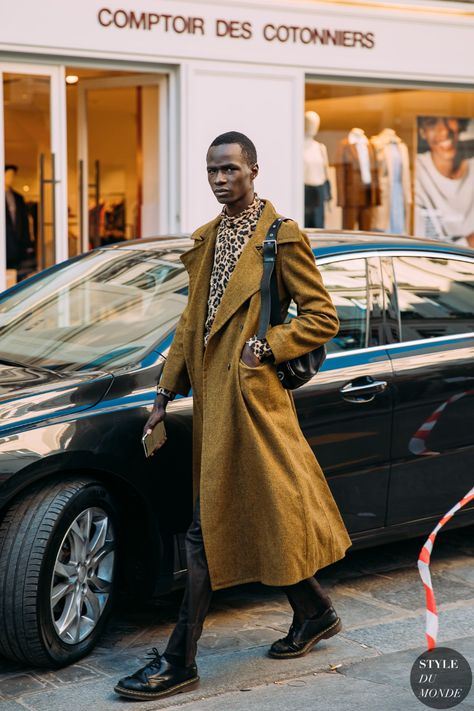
415, 116, 474, 246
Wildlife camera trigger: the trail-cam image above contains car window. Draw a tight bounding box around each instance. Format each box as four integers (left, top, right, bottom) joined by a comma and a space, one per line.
393, 255, 474, 341
0, 248, 188, 371
285, 258, 368, 353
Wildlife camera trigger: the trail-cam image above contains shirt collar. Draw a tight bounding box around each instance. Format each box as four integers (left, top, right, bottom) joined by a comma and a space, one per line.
220, 194, 263, 226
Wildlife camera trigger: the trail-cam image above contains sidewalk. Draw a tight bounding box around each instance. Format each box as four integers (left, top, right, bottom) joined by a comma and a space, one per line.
0, 526, 473, 710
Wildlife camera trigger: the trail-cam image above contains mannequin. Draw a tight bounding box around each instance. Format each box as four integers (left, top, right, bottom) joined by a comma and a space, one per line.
335, 128, 380, 230
371, 128, 411, 234
304, 111, 331, 228
4, 164, 31, 271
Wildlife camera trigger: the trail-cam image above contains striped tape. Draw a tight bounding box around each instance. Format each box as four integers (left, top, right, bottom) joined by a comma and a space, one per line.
409, 387, 474, 456
418, 486, 474, 650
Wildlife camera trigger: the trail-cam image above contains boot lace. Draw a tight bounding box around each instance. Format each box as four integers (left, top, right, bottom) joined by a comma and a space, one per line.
144, 647, 162, 670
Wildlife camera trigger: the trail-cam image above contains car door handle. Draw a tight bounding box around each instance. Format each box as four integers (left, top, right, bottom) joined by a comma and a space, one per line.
340, 378, 388, 403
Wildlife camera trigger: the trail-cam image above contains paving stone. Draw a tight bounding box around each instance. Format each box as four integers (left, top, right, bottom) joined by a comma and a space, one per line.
1, 532, 472, 711
327, 591, 395, 625
341, 567, 474, 611
21, 638, 377, 711
219, 607, 293, 631
436, 561, 474, 587
343, 605, 474, 653
134, 669, 470, 711
40, 664, 101, 685
199, 626, 280, 655
0, 673, 47, 699
339, 634, 474, 689
0, 660, 29, 678
76, 653, 146, 677
0, 701, 34, 710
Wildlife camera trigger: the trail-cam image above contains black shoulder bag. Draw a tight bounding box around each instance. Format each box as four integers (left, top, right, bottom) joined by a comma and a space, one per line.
257, 218, 327, 390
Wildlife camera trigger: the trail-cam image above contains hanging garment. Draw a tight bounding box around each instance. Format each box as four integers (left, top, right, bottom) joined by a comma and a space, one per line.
389, 142, 406, 234
335, 137, 380, 208
371, 130, 411, 233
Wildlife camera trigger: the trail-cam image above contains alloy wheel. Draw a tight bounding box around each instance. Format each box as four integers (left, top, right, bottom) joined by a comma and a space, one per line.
50, 506, 115, 645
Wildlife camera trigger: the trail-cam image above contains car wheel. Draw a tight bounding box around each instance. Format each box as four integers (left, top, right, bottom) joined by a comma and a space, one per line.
0, 478, 118, 668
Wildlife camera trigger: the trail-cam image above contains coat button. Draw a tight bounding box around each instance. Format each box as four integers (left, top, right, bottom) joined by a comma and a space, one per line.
239, 324, 243, 331
227, 363, 231, 370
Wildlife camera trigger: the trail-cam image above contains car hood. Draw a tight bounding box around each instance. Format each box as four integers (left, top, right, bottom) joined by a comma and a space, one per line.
0, 363, 113, 432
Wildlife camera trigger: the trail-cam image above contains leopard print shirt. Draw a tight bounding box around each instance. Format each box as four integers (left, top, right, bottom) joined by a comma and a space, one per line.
157, 195, 272, 400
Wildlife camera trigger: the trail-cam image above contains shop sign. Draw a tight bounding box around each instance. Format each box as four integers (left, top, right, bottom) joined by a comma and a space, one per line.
97, 7, 376, 49
0, 0, 473, 82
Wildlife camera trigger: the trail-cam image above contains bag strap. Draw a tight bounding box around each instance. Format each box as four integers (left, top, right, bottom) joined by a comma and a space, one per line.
256, 217, 287, 340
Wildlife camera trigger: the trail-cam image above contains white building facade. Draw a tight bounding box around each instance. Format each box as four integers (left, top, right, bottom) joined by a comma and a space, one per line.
0, 0, 473, 289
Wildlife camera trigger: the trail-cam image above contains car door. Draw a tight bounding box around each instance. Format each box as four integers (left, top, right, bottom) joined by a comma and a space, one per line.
292, 254, 394, 535
384, 251, 474, 526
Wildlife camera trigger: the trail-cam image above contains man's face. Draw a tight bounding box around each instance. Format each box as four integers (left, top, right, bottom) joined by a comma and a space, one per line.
4, 168, 16, 190
206, 144, 258, 206
419, 118, 460, 161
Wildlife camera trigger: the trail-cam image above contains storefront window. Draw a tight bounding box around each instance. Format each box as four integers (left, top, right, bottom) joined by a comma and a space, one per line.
66, 68, 164, 258
3, 73, 52, 284
1, 65, 168, 292
304, 82, 474, 246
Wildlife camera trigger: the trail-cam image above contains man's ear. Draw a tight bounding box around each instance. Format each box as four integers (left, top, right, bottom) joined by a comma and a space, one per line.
251, 162, 259, 180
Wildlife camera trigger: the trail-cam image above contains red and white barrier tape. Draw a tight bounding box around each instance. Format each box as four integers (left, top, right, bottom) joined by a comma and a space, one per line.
409, 387, 474, 456
417, 486, 474, 650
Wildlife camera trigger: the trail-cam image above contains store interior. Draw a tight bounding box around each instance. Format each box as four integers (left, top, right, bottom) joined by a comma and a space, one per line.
304, 82, 474, 242
4, 73, 474, 287
3, 66, 164, 284
65, 67, 163, 258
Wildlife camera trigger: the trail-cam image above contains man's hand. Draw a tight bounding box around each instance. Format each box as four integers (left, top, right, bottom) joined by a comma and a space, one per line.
240, 342, 261, 368
143, 393, 168, 439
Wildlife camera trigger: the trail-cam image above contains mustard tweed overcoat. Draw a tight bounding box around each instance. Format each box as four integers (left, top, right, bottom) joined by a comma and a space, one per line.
158, 199, 352, 591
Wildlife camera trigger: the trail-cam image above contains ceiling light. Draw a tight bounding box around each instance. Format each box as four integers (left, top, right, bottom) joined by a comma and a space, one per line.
66, 75, 79, 85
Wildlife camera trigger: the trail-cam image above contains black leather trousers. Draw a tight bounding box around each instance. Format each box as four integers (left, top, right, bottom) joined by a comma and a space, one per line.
163, 496, 333, 668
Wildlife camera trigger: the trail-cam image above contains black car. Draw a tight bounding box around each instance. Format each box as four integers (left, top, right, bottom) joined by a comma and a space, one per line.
0, 233, 473, 668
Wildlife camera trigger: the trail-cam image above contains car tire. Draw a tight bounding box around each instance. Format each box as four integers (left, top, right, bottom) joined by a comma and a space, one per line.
0, 477, 118, 668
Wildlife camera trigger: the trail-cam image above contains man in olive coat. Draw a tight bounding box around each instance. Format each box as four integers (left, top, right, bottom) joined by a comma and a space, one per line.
115, 132, 352, 701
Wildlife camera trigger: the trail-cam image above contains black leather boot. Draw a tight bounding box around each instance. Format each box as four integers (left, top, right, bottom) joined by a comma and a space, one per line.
268, 606, 342, 659
114, 648, 199, 700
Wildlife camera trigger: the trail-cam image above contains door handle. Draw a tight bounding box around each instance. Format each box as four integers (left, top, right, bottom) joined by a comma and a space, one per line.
39, 152, 58, 270
340, 378, 388, 403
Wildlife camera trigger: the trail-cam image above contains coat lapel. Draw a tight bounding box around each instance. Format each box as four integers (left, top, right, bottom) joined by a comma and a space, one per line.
179, 200, 300, 353
179, 216, 219, 363
205, 199, 298, 345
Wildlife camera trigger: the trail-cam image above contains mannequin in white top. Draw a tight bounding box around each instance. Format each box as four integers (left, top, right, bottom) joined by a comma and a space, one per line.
304, 111, 331, 228
371, 128, 411, 234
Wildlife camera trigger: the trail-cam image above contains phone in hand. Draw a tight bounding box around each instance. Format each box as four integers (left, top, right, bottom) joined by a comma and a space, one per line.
142, 420, 167, 457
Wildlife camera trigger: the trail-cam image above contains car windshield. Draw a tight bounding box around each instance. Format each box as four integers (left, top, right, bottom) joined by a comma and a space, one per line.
0, 246, 189, 372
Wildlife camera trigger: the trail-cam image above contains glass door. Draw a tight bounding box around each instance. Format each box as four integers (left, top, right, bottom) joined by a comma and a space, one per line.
0, 64, 67, 291
74, 73, 168, 256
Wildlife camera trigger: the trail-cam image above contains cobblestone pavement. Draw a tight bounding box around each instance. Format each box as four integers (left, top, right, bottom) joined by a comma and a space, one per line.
1, 525, 473, 711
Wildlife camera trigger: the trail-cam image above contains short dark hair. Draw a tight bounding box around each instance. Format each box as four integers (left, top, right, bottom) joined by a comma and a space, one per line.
5, 164, 18, 173
416, 116, 470, 154
208, 131, 257, 166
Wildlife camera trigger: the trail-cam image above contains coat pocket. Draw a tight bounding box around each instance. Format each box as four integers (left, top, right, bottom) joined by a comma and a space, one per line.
238, 358, 267, 370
